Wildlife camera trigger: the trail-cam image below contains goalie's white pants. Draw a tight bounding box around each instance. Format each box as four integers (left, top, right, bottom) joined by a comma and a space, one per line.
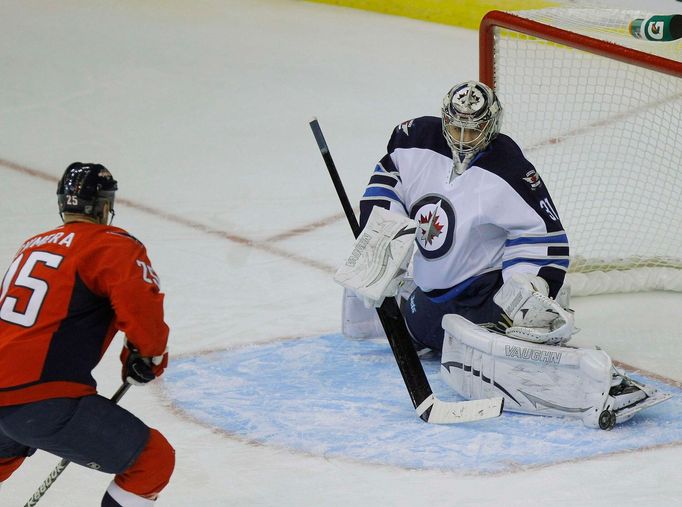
441, 314, 615, 428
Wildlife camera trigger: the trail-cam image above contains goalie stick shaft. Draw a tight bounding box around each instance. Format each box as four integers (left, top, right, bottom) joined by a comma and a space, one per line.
23, 382, 131, 507
309, 118, 433, 415
310, 118, 502, 423
309, 118, 506, 425
309, 121, 361, 236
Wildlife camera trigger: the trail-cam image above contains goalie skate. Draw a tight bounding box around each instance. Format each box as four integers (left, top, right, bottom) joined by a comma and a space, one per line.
596, 370, 673, 430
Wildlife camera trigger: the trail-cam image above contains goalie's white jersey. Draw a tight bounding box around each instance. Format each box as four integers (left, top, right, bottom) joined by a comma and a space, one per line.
359, 116, 569, 300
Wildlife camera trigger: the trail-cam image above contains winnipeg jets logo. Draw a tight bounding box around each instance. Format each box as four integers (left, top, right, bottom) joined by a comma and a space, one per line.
452, 85, 486, 115
418, 204, 444, 246
410, 195, 456, 260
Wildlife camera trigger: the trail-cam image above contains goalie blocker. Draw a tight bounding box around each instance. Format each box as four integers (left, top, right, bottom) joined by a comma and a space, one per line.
440, 314, 671, 429
334, 207, 417, 309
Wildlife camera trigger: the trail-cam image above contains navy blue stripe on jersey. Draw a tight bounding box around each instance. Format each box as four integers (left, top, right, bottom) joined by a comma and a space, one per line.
548, 246, 570, 257
505, 233, 568, 247
359, 200, 390, 229
375, 161, 400, 177
368, 173, 399, 187
502, 257, 570, 270
539, 266, 568, 297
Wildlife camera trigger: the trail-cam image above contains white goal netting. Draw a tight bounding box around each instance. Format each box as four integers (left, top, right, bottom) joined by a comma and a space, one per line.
481, 8, 682, 296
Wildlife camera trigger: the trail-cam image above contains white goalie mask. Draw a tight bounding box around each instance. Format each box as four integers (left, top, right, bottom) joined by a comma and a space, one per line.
442, 81, 503, 174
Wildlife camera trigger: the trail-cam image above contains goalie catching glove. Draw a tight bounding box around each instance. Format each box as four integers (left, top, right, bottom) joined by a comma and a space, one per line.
493, 273, 575, 345
121, 339, 168, 385
334, 207, 417, 308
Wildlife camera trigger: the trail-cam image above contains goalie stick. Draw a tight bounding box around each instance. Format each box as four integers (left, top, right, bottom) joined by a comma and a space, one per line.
23, 382, 131, 507
309, 117, 503, 424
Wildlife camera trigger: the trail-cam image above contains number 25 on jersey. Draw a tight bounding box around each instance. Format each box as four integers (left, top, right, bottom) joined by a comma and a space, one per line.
0, 251, 64, 327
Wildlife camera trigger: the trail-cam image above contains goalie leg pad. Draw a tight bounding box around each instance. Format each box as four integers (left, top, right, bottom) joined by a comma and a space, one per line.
440, 314, 671, 428
440, 314, 608, 427
341, 288, 387, 340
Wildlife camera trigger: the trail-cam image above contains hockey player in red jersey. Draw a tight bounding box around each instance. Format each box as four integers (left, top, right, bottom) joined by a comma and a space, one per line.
0, 163, 174, 505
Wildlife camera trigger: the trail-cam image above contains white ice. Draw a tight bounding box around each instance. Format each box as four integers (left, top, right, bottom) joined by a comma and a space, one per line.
0, 1, 680, 505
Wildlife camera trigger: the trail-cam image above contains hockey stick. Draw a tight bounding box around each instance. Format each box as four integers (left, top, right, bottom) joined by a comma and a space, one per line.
309, 117, 504, 424
23, 382, 131, 507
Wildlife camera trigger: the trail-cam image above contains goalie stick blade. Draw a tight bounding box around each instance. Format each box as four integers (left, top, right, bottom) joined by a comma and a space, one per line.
416, 394, 504, 424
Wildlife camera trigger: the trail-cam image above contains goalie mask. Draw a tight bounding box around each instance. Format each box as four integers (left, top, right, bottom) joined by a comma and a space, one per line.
442, 81, 503, 174
57, 162, 118, 224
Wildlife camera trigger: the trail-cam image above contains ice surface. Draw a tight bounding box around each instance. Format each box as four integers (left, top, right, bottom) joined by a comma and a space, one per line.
0, 1, 680, 506
165, 334, 682, 473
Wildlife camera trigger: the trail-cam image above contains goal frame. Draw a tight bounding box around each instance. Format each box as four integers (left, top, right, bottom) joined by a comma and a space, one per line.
479, 10, 682, 89
478, 9, 682, 295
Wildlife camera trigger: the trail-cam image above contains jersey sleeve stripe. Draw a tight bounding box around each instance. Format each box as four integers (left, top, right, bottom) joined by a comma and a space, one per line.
547, 246, 570, 257
362, 186, 402, 201
502, 257, 570, 270
369, 174, 399, 187
503, 243, 568, 259
375, 160, 401, 177
359, 201, 392, 229
505, 233, 568, 247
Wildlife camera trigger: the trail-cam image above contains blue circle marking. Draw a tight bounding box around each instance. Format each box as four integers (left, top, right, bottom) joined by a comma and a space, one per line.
164, 334, 682, 473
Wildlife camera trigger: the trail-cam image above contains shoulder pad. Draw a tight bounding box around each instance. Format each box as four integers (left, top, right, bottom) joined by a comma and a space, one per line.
474, 134, 534, 177
388, 116, 450, 157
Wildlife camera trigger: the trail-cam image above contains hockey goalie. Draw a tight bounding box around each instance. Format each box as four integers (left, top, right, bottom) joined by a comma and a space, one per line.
336, 81, 671, 429
336, 207, 670, 430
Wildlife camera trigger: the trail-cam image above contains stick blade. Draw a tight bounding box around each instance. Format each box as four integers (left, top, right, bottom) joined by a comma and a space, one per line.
417, 395, 504, 424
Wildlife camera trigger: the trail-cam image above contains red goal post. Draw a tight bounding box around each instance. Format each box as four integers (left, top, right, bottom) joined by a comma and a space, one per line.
480, 10, 682, 85
479, 9, 682, 296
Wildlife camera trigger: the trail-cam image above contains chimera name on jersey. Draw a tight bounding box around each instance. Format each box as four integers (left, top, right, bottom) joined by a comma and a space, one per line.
19, 232, 75, 254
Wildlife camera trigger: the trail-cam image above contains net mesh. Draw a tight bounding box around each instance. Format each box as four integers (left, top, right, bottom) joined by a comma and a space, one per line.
488, 8, 682, 294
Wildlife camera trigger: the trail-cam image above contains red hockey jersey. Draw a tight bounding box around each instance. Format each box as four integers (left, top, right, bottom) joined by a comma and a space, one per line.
0, 222, 169, 406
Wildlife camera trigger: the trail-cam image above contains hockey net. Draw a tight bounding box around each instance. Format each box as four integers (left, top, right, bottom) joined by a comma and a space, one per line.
480, 8, 682, 296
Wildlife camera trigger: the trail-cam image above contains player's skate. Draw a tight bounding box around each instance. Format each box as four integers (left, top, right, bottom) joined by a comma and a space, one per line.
592, 368, 672, 430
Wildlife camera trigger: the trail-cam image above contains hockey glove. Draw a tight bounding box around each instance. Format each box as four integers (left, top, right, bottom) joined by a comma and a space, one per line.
493, 273, 575, 345
121, 340, 168, 385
